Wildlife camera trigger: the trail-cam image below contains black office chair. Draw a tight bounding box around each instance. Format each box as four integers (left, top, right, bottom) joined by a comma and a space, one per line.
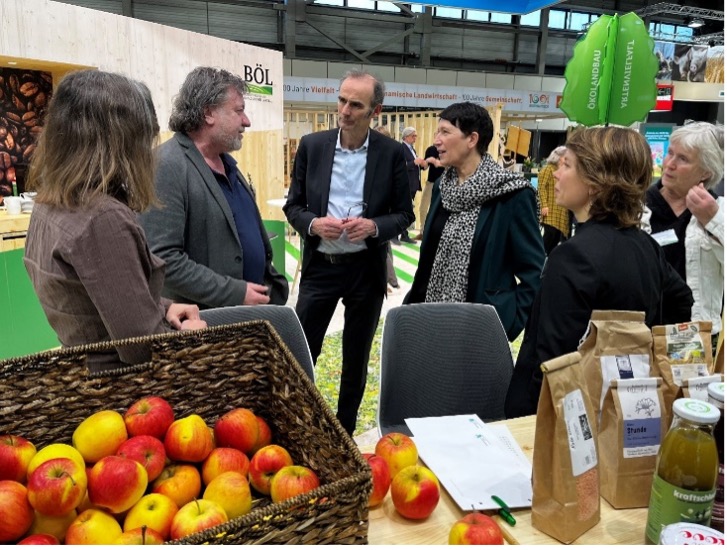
199, 305, 315, 381
377, 303, 514, 436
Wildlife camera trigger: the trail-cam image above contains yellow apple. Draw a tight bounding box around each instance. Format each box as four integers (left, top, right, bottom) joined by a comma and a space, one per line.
28, 509, 77, 543
64, 508, 122, 545
124, 493, 179, 540
375, 432, 418, 478
73, 410, 128, 463
203, 471, 252, 519
170, 499, 228, 541
27, 443, 85, 478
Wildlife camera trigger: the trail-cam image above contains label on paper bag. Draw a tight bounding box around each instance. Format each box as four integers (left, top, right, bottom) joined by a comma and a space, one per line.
672, 364, 710, 386
563, 389, 598, 477
616, 378, 662, 458
600, 353, 650, 412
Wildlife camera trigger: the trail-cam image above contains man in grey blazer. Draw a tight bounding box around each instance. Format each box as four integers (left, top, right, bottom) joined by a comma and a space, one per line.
284, 69, 414, 435
140, 67, 288, 309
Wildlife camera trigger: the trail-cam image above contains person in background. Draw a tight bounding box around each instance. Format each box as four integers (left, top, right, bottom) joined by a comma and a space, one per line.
643, 122, 723, 347
139, 67, 288, 309
405, 102, 544, 343
538, 146, 570, 254
399, 127, 428, 244
506, 127, 693, 419
373, 124, 400, 291
415, 140, 444, 240
284, 69, 413, 435
23, 70, 206, 371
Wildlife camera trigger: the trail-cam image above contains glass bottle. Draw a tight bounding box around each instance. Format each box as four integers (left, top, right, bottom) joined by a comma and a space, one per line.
707, 382, 724, 533
645, 398, 719, 544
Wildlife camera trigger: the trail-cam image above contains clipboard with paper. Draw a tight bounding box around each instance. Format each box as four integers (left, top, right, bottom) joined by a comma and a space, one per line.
405, 415, 533, 511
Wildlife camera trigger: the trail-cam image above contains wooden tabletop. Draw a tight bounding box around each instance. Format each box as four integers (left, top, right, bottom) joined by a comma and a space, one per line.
366, 415, 649, 545
0, 210, 31, 235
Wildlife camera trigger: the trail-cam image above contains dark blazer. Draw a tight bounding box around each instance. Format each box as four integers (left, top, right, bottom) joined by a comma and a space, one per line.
284, 129, 414, 290
139, 133, 288, 309
402, 142, 423, 195
406, 180, 545, 342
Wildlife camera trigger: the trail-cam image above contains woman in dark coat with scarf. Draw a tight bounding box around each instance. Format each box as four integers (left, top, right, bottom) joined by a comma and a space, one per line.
405, 102, 545, 342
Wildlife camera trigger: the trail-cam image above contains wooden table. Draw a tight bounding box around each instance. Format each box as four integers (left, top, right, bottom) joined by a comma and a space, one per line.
0, 210, 31, 251
366, 415, 648, 545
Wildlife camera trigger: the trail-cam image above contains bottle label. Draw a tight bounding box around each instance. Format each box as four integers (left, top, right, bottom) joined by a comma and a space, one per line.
563, 389, 598, 477
646, 474, 716, 543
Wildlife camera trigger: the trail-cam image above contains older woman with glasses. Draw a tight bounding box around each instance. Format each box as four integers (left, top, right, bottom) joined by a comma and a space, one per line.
643, 122, 724, 342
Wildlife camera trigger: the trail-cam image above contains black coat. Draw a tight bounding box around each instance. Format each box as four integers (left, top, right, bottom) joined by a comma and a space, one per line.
505, 218, 694, 419
401, 143, 423, 196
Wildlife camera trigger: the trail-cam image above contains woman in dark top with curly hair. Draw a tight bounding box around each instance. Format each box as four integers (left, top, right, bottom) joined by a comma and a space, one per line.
505, 126, 694, 419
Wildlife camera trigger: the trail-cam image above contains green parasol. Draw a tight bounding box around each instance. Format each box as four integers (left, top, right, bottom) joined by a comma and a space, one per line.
559, 12, 659, 127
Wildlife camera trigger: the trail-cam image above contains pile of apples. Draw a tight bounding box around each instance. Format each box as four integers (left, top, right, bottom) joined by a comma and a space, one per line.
364, 432, 441, 520
0, 397, 320, 544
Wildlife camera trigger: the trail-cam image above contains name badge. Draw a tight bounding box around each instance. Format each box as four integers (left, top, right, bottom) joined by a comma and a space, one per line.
650, 229, 679, 247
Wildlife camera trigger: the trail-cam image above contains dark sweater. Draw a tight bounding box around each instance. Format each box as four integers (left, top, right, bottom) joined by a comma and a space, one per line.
505, 218, 694, 419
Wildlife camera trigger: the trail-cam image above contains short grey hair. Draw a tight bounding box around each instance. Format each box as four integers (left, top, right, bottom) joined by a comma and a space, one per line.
169, 67, 247, 133
546, 145, 566, 165
670, 122, 724, 189
402, 127, 417, 139
340, 69, 385, 112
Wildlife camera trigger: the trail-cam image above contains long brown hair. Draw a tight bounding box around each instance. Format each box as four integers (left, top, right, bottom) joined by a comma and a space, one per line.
27, 70, 158, 211
566, 127, 651, 228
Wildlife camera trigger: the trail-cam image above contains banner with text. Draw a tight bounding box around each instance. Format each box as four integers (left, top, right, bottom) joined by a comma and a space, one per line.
284, 76, 563, 113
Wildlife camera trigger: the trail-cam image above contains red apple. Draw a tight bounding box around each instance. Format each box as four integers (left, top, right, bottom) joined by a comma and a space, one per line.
17, 533, 59, 545
203, 471, 252, 519
0, 480, 34, 543
248, 444, 293, 495
72, 409, 128, 463
124, 396, 175, 439
448, 512, 504, 545
169, 499, 228, 541
65, 509, 122, 545
152, 464, 202, 508
27, 457, 87, 517
270, 465, 320, 503
0, 434, 36, 483
214, 408, 259, 456
362, 453, 391, 507
250, 416, 273, 454
114, 525, 165, 544
28, 510, 76, 543
202, 447, 250, 485
124, 493, 179, 540
390, 465, 440, 520
375, 432, 418, 478
164, 414, 214, 463
117, 435, 167, 481
88, 455, 148, 514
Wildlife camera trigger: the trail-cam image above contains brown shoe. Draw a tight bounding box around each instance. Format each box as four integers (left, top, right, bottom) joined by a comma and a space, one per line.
413, 233, 423, 241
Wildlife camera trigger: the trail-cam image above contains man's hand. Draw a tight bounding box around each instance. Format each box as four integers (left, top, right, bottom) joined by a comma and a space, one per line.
414, 157, 428, 168
167, 303, 206, 330
244, 283, 271, 305
311, 216, 345, 240
341, 217, 376, 242
686, 183, 719, 227
541, 207, 549, 219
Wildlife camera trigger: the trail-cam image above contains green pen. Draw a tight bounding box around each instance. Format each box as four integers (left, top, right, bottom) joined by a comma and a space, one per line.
491, 495, 516, 526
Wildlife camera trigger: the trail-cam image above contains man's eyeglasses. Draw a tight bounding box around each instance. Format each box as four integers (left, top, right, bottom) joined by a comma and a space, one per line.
345, 201, 367, 219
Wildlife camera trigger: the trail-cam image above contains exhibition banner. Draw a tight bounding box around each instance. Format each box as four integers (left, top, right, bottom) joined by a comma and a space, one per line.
283, 76, 562, 113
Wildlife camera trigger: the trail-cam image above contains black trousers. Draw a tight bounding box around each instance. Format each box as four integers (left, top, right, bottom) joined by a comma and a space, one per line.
542, 224, 566, 256
295, 252, 384, 435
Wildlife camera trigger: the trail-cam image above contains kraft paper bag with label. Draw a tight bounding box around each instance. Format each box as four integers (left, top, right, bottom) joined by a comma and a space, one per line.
679, 373, 723, 402
652, 321, 713, 422
578, 310, 653, 427
532, 351, 600, 544
599, 378, 667, 509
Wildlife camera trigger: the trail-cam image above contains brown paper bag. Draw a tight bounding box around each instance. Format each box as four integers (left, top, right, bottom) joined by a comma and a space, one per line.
532, 351, 600, 543
599, 378, 667, 509
653, 322, 713, 421
578, 310, 653, 425
680, 374, 723, 402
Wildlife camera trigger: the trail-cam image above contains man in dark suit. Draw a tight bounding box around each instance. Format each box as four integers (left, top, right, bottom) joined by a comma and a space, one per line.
284, 69, 414, 435
140, 67, 288, 309
399, 127, 427, 243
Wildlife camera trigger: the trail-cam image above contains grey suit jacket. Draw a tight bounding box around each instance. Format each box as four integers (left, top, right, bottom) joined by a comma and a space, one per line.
284, 128, 414, 290
139, 132, 288, 309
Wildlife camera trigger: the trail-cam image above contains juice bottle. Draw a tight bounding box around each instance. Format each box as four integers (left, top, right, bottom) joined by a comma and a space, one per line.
707, 382, 724, 532
645, 398, 719, 544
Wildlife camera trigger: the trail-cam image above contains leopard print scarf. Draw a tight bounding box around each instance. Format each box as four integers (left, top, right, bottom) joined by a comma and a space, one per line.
425, 154, 537, 303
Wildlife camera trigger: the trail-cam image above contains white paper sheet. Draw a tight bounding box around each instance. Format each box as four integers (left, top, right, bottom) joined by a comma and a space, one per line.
405, 414, 533, 511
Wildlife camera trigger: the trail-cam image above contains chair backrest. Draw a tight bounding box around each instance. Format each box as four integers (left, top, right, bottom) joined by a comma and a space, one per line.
377, 303, 513, 436
199, 305, 314, 382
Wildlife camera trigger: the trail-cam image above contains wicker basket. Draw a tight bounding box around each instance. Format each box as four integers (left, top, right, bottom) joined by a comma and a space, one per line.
0, 321, 372, 545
